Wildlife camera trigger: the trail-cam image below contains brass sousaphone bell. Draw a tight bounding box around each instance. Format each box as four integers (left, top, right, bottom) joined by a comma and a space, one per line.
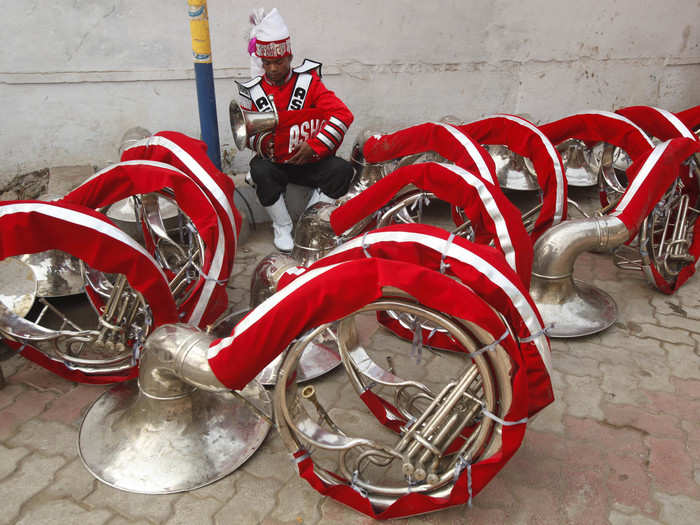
229, 96, 279, 152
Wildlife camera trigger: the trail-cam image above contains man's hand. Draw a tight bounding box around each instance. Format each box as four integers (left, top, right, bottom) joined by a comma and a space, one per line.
286, 141, 318, 165
265, 136, 275, 160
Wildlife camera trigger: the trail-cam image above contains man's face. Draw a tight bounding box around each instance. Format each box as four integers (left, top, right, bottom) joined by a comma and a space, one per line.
261, 56, 292, 85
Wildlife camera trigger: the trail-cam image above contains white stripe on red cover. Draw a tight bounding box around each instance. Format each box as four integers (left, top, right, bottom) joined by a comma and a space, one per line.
0, 202, 165, 279
610, 140, 671, 218
650, 107, 696, 139
327, 229, 552, 376
491, 114, 566, 225
208, 263, 342, 359
431, 122, 495, 184
434, 162, 518, 272
568, 110, 655, 147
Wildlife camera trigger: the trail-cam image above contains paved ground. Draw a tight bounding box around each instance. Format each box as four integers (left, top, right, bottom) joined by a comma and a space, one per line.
1, 189, 699, 524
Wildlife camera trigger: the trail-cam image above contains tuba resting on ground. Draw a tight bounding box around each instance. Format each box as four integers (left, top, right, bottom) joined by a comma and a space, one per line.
530, 137, 700, 337
77, 226, 551, 518
0, 202, 179, 379
0, 130, 239, 380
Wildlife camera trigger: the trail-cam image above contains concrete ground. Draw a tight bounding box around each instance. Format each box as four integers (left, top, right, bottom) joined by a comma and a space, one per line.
1, 187, 699, 525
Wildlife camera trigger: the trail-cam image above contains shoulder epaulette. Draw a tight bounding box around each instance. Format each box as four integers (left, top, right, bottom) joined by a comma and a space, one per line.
293, 59, 323, 78
235, 76, 263, 99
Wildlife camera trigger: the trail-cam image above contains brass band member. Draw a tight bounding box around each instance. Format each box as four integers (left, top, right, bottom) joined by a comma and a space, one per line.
237, 8, 354, 251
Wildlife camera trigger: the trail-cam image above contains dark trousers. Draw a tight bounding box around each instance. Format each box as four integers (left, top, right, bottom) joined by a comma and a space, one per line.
249, 155, 354, 207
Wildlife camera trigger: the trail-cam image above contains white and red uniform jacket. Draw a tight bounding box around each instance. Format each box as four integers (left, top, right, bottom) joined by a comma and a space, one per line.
236, 59, 354, 162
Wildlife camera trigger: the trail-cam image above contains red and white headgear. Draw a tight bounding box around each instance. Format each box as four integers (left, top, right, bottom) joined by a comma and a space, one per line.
250, 8, 292, 59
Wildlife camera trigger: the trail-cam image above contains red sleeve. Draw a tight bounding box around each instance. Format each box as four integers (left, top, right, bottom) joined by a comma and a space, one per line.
306, 73, 354, 158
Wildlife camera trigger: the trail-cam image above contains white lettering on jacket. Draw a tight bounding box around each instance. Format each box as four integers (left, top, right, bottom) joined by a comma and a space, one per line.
288, 119, 326, 153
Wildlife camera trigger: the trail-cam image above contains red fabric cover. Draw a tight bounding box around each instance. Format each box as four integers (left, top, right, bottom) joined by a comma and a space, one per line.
209, 259, 492, 387
120, 131, 241, 257
120, 132, 241, 324
2, 339, 138, 384
295, 293, 527, 519
0, 201, 177, 381
458, 115, 567, 240
297, 224, 553, 418
209, 256, 532, 519
609, 138, 700, 292
610, 138, 700, 236
615, 106, 697, 141
329, 162, 533, 287
676, 105, 700, 131
539, 110, 654, 158
364, 296, 520, 436
362, 122, 497, 184
539, 111, 656, 209
61, 161, 226, 327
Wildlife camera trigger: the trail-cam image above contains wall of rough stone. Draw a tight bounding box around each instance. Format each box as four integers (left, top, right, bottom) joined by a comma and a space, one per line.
1, 0, 698, 184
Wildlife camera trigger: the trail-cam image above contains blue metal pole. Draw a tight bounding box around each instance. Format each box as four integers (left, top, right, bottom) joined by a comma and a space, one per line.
188, 0, 221, 169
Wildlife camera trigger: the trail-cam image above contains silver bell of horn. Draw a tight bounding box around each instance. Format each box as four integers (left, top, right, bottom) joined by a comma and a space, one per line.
229, 96, 279, 151
529, 215, 629, 338
79, 323, 271, 494
19, 194, 86, 298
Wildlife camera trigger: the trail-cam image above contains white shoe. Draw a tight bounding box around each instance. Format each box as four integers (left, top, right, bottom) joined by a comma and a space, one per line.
264, 195, 294, 252
245, 171, 256, 189
306, 188, 335, 209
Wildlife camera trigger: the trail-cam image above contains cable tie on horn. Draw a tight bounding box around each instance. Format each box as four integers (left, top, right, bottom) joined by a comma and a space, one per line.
453, 454, 473, 507
411, 318, 423, 365
361, 231, 372, 258
426, 327, 439, 342
410, 192, 431, 214
481, 408, 529, 427
293, 450, 310, 464
361, 380, 377, 393
518, 324, 552, 343
465, 330, 509, 359
404, 414, 417, 430
351, 470, 368, 498
190, 257, 228, 284
467, 459, 473, 507
440, 232, 456, 274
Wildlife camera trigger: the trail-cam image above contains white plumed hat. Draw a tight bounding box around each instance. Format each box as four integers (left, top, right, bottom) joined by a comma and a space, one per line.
250, 8, 291, 59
